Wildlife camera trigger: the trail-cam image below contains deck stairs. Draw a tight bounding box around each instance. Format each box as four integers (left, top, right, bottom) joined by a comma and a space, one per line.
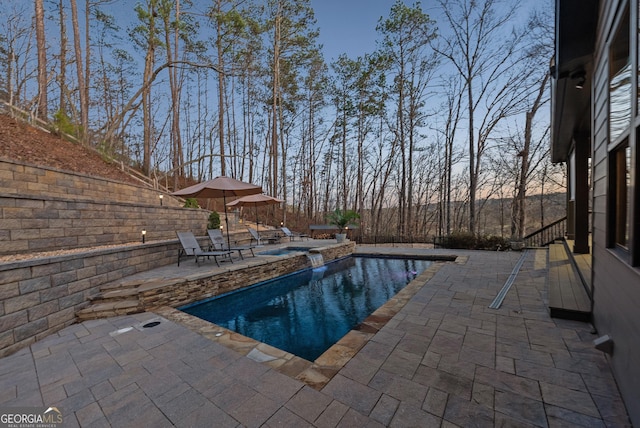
523, 217, 567, 247
524, 219, 592, 322
547, 240, 591, 322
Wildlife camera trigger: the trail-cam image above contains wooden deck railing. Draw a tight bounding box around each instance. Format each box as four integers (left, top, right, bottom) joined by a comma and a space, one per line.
523, 217, 567, 248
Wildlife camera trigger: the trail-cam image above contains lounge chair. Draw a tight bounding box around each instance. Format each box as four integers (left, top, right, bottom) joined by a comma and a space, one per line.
281, 227, 309, 241
207, 229, 256, 260
176, 231, 233, 266
247, 227, 280, 245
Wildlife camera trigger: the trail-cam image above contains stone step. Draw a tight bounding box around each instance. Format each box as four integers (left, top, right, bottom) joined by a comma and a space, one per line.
79, 278, 178, 321
99, 278, 147, 291
91, 287, 139, 302
76, 299, 143, 321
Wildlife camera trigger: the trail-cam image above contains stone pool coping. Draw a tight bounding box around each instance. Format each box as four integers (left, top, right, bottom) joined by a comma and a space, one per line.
157, 255, 467, 390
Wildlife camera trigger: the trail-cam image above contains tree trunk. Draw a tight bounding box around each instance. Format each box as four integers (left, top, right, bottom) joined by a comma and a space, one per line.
270, 5, 281, 196
278, 100, 287, 203
398, 85, 406, 236
467, 81, 476, 235
84, 0, 91, 140
163, 0, 183, 186
58, 0, 67, 113
215, 0, 226, 176
35, 0, 48, 119
141, 3, 156, 176
511, 72, 549, 239
70, 0, 87, 142
341, 106, 347, 210
357, 99, 364, 238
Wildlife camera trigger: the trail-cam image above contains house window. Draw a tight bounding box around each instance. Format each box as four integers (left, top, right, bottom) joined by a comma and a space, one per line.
611, 143, 631, 250
610, 6, 630, 142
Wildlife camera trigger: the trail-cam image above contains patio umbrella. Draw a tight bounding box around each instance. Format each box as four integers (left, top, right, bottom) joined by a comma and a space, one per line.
172, 176, 262, 248
227, 193, 283, 243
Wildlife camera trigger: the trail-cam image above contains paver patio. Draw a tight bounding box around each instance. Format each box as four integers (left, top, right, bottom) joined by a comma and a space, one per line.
0, 247, 631, 427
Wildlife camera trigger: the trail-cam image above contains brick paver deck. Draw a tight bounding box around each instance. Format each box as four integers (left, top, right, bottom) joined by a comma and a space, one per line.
0, 248, 630, 427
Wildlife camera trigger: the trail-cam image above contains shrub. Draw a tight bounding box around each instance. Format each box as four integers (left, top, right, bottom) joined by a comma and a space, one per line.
183, 198, 200, 208
477, 235, 509, 251
442, 232, 476, 249
52, 110, 80, 138
437, 232, 508, 251
208, 211, 221, 229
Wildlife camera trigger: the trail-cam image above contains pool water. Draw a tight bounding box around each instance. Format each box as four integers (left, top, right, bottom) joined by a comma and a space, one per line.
181, 256, 432, 361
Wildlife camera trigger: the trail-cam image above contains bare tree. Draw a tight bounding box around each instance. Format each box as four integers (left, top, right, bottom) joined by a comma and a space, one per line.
157, 0, 186, 186
298, 52, 328, 219
511, 74, 549, 239
211, 0, 229, 176
56, 0, 68, 114
434, 75, 464, 236
93, 8, 131, 155
510, 5, 554, 239
0, 4, 35, 107
435, 0, 527, 235
377, 0, 438, 236
265, 0, 319, 198
131, 0, 162, 175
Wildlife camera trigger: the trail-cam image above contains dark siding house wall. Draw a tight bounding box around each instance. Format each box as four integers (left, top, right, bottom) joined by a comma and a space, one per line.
591, 0, 640, 422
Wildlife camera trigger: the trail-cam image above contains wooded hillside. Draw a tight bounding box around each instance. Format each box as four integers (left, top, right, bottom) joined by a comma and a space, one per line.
0, 0, 563, 240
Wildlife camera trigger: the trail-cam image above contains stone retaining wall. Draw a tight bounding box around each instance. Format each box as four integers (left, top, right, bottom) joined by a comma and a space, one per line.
0, 158, 181, 206
142, 255, 311, 309
0, 194, 209, 255
0, 240, 180, 357
0, 159, 212, 256
142, 242, 356, 309
309, 241, 354, 262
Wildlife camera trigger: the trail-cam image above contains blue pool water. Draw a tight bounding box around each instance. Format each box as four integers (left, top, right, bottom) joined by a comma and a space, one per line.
181, 256, 432, 361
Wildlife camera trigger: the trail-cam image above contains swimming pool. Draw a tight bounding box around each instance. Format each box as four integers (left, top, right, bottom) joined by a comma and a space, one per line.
180, 256, 432, 361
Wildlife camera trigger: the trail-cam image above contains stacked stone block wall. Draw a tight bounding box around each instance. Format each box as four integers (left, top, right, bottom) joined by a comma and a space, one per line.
0, 240, 179, 357
141, 242, 356, 309
0, 158, 182, 206
0, 159, 211, 256
141, 255, 310, 309
0, 194, 208, 255
311, 241, 355, 261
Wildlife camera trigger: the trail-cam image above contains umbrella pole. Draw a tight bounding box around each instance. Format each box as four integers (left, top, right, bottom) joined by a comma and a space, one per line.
255, 205, 260, 246
223, 193, 231, 249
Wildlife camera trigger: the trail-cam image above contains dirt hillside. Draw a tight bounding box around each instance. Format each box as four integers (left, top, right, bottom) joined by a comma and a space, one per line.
0, 114, 139, 185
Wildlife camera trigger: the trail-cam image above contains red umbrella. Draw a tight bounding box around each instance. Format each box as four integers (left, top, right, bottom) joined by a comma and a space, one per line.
227, 194, 283, 241
172, 176, 262, 247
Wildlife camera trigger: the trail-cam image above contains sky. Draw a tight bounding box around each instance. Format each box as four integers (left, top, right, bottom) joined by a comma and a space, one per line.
310, 0, 539, 63
310, 0, 415, 62
56, 0, 538, 71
